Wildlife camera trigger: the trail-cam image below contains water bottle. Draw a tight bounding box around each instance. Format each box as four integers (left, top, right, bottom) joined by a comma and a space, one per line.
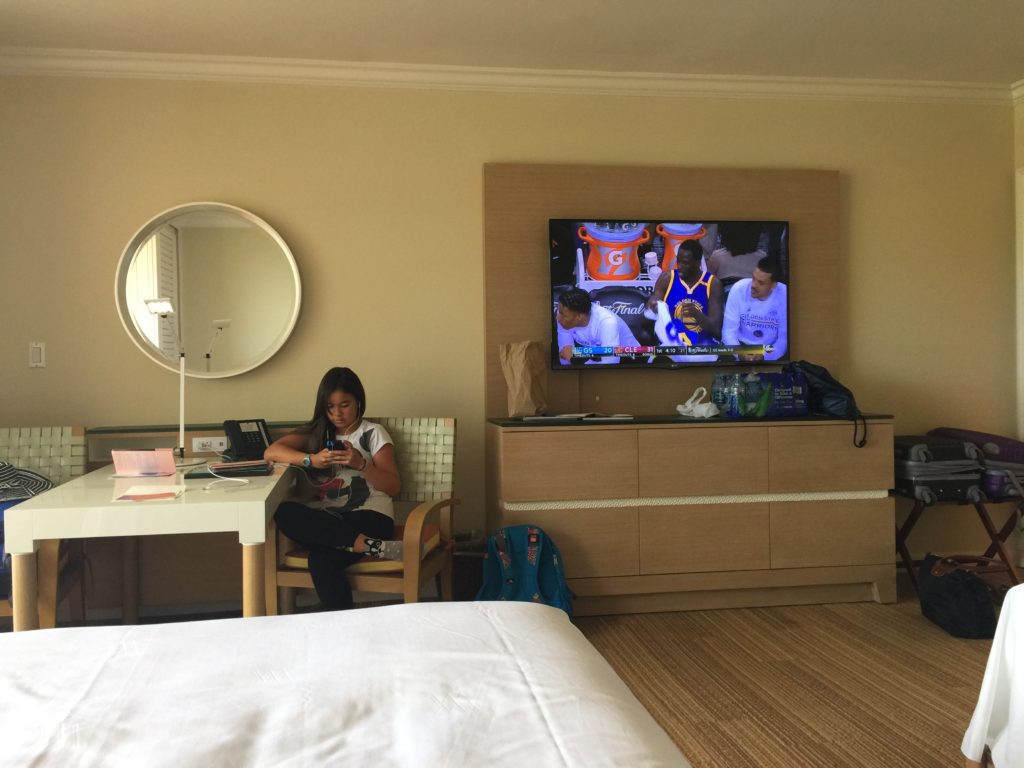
726, 374, 746, 418
753, 381, 774, 417
744, 374, 762, 416
644, 252, 662, 282
711, 374, 728, 410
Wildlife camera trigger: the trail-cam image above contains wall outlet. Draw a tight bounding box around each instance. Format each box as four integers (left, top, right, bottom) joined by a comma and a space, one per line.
192, 436, 228, 453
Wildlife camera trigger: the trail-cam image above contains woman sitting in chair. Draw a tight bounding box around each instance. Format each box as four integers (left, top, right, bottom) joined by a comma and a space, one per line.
266, 366, 403, 610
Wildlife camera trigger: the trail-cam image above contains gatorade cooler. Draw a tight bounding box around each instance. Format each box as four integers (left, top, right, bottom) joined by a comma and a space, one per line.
656, 222, 706, 272
579, 222, 649, 281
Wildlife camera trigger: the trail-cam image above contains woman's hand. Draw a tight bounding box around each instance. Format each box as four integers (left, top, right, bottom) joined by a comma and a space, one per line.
313, 449, 339, 470
335, 443, 366, 470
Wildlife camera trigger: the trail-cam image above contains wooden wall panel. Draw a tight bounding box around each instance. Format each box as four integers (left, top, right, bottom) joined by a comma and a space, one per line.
483, 164, 840, 419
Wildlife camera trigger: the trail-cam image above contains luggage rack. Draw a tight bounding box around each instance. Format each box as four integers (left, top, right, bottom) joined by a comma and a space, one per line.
895, 491, 1022, 591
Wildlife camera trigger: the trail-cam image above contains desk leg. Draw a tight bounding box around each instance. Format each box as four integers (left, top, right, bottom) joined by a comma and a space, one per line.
11, 553, 39, 631
36, 540, 60, 629
242, 543, 266, 617
122, 538, 139, 624
264, 523, 279, 617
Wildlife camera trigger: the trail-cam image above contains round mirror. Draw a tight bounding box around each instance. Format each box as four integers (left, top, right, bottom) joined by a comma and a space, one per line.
115, 203, 301, 378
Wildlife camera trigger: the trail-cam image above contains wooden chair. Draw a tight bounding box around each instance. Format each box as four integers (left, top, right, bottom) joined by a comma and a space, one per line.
266, 417, 457, 613
0, 426, 88, 628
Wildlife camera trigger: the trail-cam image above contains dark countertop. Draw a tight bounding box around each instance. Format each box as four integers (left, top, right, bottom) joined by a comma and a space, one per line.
489, 413, 892, 427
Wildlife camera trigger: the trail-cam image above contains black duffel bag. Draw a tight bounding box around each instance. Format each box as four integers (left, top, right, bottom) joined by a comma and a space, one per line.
917, 553, 997, 639
782, 360, 867, 447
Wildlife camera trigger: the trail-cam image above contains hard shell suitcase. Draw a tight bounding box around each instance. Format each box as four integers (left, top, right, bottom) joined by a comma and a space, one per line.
928, 427, 1024, 466
894, 465, 984, 504
893, 435, 985, 503
894, 434, 984, 463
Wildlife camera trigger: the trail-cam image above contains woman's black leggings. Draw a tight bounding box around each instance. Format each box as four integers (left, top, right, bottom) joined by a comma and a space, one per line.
274, 502, 394, 610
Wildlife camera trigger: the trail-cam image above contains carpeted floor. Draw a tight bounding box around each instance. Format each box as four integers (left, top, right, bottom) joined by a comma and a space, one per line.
575, 587, 992, 768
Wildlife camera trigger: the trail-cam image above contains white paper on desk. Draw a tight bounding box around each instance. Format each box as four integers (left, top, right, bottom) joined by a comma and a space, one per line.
111, 448, 177, 477
114, 484, 186, 502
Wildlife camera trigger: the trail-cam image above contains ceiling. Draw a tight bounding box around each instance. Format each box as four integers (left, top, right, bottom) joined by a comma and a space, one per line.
2, 0, 1024, 90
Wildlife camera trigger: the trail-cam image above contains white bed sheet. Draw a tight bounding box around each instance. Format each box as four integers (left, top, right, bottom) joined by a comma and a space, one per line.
0, 601, 689, 767
962, 583, 1024, 766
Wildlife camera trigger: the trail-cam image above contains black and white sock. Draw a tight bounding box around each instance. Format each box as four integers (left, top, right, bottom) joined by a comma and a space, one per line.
362, 537, 404, 561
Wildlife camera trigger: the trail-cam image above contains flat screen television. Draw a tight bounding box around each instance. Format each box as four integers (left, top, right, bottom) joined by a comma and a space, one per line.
549, 219, 790, 369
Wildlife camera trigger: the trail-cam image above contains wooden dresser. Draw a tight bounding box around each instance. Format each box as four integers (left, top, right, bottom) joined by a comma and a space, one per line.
486, 416, 895, 616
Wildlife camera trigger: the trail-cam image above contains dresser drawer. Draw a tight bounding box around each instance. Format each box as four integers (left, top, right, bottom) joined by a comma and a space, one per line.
500, 506, 639, 578
639, 503, 770, 574
500, 430, 638, 502
638, 425, 769, 497
769, 423, 893, 492
769, 497, 894, 568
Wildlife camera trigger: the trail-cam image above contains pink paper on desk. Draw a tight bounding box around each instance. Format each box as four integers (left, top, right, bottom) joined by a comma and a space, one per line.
111, 448, 177, 477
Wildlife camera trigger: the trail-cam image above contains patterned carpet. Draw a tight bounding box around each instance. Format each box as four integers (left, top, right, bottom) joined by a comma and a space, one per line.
576, 592, 992, 768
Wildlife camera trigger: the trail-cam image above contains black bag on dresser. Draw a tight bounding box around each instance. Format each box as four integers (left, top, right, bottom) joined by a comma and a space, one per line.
917, 553, 996, 639
781, 360, 867, 447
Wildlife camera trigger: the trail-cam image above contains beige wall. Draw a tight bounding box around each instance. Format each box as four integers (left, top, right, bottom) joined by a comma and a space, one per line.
0, 76, 1017, 555
1018, 101, 1024, 442
1017, 101, 1024, 168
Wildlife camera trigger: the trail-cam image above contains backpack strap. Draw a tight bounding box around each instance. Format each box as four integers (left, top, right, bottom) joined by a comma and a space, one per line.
852, 411, 867, 448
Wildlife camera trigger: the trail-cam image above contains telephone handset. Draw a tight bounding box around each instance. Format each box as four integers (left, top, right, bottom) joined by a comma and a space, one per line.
223, 419, 272, 461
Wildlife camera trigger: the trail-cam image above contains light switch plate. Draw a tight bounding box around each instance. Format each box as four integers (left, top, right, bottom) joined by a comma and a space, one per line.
29, 341, 45, 368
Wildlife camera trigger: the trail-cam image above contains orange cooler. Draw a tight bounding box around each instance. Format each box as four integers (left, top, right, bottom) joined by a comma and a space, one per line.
579, 223, 649, 281
656, 222, 706, 272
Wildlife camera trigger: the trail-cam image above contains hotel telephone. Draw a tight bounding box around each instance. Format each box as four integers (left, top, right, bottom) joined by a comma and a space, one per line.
223, 418, 272, 461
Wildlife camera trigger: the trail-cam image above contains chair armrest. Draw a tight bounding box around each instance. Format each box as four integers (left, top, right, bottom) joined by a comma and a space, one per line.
402, 496, 458, 567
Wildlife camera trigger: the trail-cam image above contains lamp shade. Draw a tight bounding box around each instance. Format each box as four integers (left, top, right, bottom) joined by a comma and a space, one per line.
144, 298, 175, 316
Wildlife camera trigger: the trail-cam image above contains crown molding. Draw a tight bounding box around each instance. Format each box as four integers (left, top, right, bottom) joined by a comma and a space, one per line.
0, 46, 1013, 106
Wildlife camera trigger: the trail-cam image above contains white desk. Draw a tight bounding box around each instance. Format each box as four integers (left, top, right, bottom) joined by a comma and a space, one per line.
5, 464, 294, 631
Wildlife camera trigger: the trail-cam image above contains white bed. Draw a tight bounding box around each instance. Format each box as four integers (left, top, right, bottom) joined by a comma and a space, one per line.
0, 601, 689, 767
963, 583, 1024, 767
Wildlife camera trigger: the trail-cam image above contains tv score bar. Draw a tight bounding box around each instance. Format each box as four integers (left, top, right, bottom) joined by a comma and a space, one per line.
572, 344, 774, 358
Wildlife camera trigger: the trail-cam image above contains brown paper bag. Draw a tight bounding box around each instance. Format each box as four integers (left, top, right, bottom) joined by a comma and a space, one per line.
499, 341, 548, 417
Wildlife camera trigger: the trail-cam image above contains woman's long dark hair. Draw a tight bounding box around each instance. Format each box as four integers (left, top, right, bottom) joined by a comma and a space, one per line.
301, 367, 366, 452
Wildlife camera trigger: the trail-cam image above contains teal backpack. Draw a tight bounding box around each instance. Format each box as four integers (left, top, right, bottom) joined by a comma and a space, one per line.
476, 525, 574, 618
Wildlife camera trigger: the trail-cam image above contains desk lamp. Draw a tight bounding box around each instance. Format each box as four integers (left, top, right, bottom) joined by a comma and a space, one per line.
204, 318, 232, 373
144, 298, 203, 467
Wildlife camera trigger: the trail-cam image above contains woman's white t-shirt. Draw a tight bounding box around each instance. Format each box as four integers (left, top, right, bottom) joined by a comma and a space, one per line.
310, 419, 395, 520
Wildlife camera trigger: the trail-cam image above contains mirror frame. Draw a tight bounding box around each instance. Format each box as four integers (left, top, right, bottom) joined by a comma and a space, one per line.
115, 202, 302, 379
